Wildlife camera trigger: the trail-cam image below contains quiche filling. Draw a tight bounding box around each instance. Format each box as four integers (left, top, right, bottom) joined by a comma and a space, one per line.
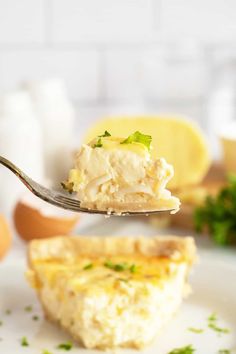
62, 131, 180, 213
27, 236, 196, 350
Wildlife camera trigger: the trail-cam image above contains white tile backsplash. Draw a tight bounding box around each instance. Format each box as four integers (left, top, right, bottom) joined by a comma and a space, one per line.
143, 48, 208, 101
0, 0, 235, 129
105, 49, 145, 101
51, 0, 154, 43
0, 0, 44, 44
0, 49, 100, 101
160, 0, 236, 41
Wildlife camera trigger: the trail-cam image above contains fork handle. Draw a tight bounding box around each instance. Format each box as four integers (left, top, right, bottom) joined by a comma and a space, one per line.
0, 155, 32, 189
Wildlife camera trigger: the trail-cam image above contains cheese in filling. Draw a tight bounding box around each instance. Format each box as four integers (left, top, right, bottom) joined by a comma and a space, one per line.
28, 255, 189, 349
62, 133, 180, 213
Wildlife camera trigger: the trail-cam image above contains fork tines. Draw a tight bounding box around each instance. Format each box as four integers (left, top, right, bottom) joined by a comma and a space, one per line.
55, 195, 81, 208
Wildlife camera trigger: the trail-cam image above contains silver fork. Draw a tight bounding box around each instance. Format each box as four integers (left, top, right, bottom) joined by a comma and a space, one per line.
0, 156, 174, 216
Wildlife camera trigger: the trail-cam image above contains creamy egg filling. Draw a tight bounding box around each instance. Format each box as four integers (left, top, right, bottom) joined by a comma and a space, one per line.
29, 256, 188, 349
63, 134, 180, 211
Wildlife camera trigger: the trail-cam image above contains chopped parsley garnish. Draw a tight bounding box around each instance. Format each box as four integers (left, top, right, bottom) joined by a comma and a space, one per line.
98, 131, 111, 137
104, 260, 126, 271
93, 137, 103, 148
114, 263, 128, 272
32, 315, 39, 321
57, 342, 73, 350
168, 344, 195, 354
218, 350, 231, 354
120, 131, 152, 151
42, 350, 53, 354
21, 336, 29, 347
188, 327, 204, 334
5, 309, 11, 315
104, 260, 137, 273
24, 305, 33, 312
93, 131, 111, 148
207, 313, 230, 335
130, 264, 137, 273
83, 263, 93, 270
194, 175, 236, 245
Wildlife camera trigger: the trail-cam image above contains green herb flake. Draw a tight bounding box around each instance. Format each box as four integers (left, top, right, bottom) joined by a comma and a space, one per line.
57, 342, 73, 350
93, 137, 103, 148
104, 260, 129, 272
42, 350, 53, 354
208, 322, 230, 334
24, 305, 33, 312
5, 309, 11, 315
104, 260, 138, 274
168, 344, 195, 354
114, 263, 128, 272
98, 131, 111, 137
120, 131, 152, 151
32, 315, 39, 321
104, 260, 114, 269
194, 175, 236, 245
208, 313, 217, 322
20, 336, 29, 347
188, 327, 204, 334
130, 264, 137, 273
218, 350, 231, 354
207, 313, 230, 335
83, 263, 93, 270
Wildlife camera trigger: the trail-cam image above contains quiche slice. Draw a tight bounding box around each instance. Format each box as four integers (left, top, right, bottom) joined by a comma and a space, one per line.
62, 131, 180, 214
27, 235, 196, 350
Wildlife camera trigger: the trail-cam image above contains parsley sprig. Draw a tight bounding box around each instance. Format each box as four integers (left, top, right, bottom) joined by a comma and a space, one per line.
194, 175, 236, 245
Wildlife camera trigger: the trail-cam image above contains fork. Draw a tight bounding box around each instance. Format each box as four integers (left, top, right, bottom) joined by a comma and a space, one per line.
0, 156, 174, 216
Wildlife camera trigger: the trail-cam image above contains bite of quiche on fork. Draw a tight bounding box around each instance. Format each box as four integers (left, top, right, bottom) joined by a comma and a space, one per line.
27, 235, 196, 350
62, 131, 180, 214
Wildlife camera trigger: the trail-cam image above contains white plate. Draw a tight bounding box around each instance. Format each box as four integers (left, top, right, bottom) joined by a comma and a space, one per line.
0, 258, 235, 354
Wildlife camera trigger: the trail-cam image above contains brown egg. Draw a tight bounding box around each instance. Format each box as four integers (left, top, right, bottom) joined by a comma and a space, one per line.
14, 199, 79, 242
0, 214, 12, 259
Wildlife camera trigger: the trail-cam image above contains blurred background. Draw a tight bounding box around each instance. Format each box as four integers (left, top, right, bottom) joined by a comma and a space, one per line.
0, 0, 236, 252
0, 0, 236, 141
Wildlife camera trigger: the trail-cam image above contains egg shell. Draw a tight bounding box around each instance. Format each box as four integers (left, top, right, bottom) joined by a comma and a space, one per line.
14, 201, 79, 241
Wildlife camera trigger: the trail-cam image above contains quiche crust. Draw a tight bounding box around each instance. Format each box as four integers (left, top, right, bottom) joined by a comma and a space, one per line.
80, 197, 180, 214
27, 235, 196, 350
28, 235, 195, 264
